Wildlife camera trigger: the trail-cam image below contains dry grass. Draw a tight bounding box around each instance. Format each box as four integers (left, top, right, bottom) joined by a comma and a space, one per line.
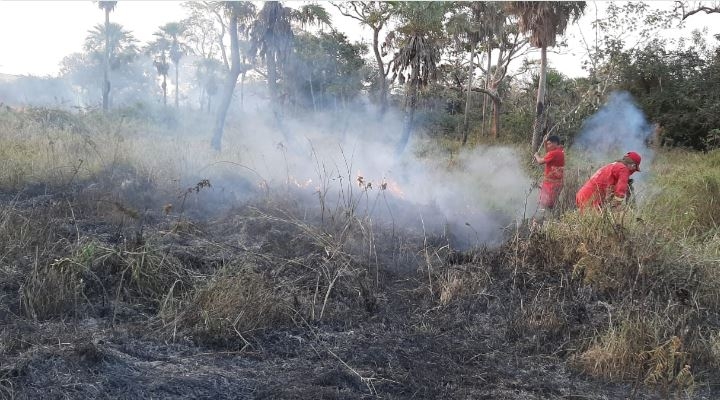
172, 266, 289, 346
644, 148, 720, 237
573, 314, 695, 395
21, 257, 89, 321
525, 203, 720, 390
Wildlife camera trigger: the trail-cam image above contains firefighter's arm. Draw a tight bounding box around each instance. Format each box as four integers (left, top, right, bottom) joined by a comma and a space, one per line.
612, 170, 631, 208
534, 152, 545, 164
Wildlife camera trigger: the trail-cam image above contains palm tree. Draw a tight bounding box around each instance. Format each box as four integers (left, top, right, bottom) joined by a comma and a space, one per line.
506, 1, 586, 153
249, 2, 293, 111
154, 53, 170, 106
85, 22, 139, 100
249, 2, 330, 112
194, 57, 223, 112
145, 36, 171, 106
97, 1, 117, 111
391, 2, 446, 154
155, 22, 189, 108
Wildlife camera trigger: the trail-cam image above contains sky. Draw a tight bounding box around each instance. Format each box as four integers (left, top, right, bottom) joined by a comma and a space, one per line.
0, 1, 719, 79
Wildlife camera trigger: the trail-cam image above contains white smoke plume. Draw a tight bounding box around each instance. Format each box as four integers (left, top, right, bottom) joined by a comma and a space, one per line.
572, 91, 655, 182
196, 106, 535, 251
1, 68, 535, 252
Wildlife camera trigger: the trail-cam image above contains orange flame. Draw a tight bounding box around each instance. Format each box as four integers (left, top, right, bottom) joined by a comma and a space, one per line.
382, 179, 405, 198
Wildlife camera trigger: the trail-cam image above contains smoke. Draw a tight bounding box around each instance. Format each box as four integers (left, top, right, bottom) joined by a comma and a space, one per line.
1, 38, 537, 253
198, 105, 535, 251
573, 91, 655, 180
0, 74, 77, 108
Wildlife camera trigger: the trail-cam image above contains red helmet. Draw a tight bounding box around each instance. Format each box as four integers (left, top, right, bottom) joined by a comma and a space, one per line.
625, 151, 641, 171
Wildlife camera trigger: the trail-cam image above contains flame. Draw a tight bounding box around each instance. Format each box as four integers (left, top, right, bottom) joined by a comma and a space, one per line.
358, 170, 405, 198
382, 179, 405, 198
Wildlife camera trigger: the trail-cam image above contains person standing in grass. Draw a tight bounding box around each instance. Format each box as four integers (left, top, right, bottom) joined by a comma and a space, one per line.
534, 135, 565, 214
576, 151, 642, 212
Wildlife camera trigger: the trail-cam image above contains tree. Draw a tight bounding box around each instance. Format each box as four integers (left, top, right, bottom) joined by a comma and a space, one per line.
154, 53, 170, 106
390, 2, 447, 154
249, 1, 295, 113
506, 1, 586, 153
154, 22, 190, 108
676, 0, 720, 20
84, 22, 140, 105
183, 1, 232, 69
333, 2, 396, 114
85, 22, 140, 67
194, 57, 223, 112
145, 35, 171, 106
183, 2, 224, 60
211, 2, 254, 151
62, 24, 149, 107
616, 36, 720, 150
290, 30, 368, 111
249, 2, 331, 113
97, 1, 117, 111
481, 13, 531, 139
579, 2, 675, 105
446, 2, 506, 145
185, 1, 257, 112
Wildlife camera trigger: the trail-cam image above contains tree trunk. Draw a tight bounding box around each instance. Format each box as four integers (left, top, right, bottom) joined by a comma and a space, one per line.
240, 56, 247, 111
372, 27, 388, 115
162, 76, 167, 107
461, 43, 475, 146
491, 92, 500, 139
102, 8, 111, 112
484, 41, 491, 133
211, 9, 241, 151
481, 40, 492, 139
240, 72, 245, 111
175, 63, 180, 108
309, 74, 317, 112
465, 86, 501, 140
396, 65, 419, 155
267, 52, 278, 108
531, 45, 548, 153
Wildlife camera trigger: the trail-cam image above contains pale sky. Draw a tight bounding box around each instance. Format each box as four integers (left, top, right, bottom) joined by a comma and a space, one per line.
0, 1, 718, 79
0, 1, 188, 77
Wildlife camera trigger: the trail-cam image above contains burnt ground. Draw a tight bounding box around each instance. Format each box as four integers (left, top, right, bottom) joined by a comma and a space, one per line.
0, 180, 715, 400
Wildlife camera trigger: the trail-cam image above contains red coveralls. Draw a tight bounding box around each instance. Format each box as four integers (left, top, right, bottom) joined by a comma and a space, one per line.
575, 162, 635, 211
539, 148, 565, 209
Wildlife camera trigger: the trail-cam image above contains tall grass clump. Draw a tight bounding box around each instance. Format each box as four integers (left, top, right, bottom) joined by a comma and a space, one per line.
643, 148, 720, 237
532, 173, 720, 389
171, 265, 289, 347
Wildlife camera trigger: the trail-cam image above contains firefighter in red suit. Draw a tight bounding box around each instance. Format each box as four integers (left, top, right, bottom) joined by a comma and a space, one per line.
576, 151, 642, 212
534, 135, 565, 211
